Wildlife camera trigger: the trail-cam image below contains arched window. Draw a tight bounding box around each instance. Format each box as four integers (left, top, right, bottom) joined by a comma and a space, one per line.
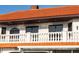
10, 28, 20, 34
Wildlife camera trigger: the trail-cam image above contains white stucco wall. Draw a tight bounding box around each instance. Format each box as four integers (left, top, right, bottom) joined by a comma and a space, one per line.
25, 22, 68, 33
0, 22, 68, 34
72, 18, 79, 31
0, 18, 79, 34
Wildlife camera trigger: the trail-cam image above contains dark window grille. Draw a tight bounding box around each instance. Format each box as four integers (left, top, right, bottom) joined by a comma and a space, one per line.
68, 22, 72, 31
10, 28, 20, 34
1, 27, 6, 34
49, 24, 63, 32
26, 26, 39, 33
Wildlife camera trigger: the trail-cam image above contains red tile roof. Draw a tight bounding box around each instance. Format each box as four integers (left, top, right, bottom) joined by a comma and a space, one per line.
0, 6, 79, 21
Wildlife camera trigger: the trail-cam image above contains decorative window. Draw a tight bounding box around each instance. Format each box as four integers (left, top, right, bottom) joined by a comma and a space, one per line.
1, 27, 6, 34
49, 24, 63, 32
10, 27, 20, 34
26, 26, 39, 33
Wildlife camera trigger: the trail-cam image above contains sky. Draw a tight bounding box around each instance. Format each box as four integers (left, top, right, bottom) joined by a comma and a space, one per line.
0, 5, 62, 14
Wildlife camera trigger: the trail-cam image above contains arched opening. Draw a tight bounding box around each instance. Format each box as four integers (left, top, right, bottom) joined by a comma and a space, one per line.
10, 27, 20, 34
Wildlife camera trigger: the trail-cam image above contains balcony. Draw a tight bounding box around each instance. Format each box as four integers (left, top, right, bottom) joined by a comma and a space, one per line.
0, 31, 79, 43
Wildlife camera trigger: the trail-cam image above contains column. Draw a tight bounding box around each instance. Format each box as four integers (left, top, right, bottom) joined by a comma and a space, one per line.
18, 25, 26, 43
39, 23, 49, 42
6, 26, 10, 42
63, 23, 68, 42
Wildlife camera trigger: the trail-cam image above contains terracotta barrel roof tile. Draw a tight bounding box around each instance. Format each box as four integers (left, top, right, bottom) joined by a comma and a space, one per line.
0, 6, 79, 21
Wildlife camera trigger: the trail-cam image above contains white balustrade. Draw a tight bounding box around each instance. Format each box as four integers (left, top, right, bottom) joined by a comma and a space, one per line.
30, 32, 63, 42
0, 34, 27, 43
67, 31, 79, 42
49, 32, 63, 42
0, 32, 79, 43
0, 35, 7, 42
67, 31, 73, 41
31, 33, 38, 42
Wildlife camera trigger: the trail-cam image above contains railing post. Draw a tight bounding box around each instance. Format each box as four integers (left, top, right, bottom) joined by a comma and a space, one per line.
72, 31, 74, 42
6, 35, 9, 43
26, 33, 31, 43
63, 31, 67, 42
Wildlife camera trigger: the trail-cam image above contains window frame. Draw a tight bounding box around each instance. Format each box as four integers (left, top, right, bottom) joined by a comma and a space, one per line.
10, 27, 20, 34
68, 22, 72, 31
1, 27, 6, 34
26, 26, 39, 33
49, 24, 63, 32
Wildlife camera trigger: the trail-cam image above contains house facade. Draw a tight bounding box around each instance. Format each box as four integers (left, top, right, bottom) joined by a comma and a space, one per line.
0, 6, 79, 53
